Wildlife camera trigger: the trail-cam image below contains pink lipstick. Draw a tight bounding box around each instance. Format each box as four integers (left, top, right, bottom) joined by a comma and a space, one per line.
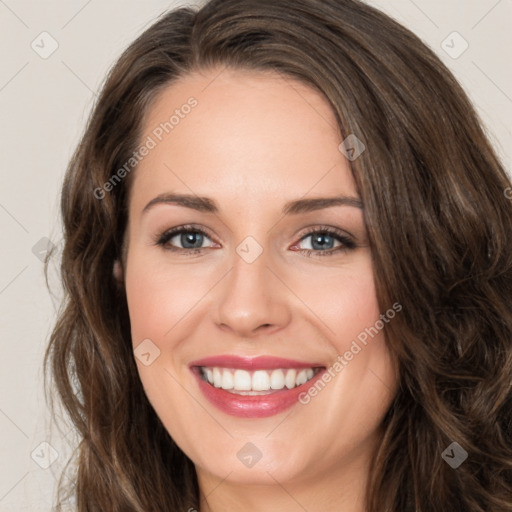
189, 355, 326, 418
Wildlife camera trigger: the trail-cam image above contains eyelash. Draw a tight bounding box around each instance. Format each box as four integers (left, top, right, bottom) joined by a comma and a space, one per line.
154, 225, 357, 257
153, 224, 356, 258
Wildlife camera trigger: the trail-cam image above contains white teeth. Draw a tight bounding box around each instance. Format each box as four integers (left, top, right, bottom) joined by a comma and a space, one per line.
201, 366, 320, 392
252, 370, 270, 391
270, 369, 285, 389
221, 369, 234, 390
213, 367, 222, 388
233, 369, 252, 390
296, 369, 307, 386
285, 369, 297, 389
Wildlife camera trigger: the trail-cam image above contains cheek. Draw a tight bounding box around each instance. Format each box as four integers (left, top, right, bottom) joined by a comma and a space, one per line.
124, 255, 213, 344
293, 256, 381, 351
124, 254, 205, 420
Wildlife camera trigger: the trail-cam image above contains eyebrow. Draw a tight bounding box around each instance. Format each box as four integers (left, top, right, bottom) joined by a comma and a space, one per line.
141, 192, 363, 216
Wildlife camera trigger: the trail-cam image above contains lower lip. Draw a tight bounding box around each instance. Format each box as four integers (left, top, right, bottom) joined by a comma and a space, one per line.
192, 368, 326, 418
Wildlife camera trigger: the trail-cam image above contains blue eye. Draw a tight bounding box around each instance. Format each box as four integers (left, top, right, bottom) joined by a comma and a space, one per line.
154, 224, 356, 257
171, 231, 206, 249
155, 226, 214, 253
293, 228, 356, 257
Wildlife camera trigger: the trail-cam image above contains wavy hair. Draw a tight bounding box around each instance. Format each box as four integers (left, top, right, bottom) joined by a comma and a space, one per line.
44, 0, 512, 510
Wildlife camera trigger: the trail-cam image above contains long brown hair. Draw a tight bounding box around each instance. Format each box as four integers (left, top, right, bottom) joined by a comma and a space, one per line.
44, 0, 512, 510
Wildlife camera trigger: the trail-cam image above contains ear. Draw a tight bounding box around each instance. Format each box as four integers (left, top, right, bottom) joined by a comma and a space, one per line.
113, 259, 124, 283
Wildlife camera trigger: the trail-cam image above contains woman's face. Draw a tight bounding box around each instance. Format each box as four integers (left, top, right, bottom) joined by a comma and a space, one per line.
122, 67, 398, 494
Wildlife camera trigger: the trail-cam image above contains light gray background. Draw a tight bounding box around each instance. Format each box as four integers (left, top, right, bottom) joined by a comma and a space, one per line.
0, 0, 510, 510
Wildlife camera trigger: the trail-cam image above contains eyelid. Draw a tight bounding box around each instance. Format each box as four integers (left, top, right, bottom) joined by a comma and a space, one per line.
294, 224, 355, 243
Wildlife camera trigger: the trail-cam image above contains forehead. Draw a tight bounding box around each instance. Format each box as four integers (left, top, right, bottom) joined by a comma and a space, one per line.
130, 67, 358, 212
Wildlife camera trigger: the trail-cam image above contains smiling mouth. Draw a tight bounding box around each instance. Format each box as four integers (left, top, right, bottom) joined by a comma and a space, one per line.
198, 366, 323, 395
190, 355, 328, 418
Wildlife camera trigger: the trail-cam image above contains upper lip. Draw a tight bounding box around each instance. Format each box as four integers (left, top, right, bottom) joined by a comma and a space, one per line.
189, 355, 325, 371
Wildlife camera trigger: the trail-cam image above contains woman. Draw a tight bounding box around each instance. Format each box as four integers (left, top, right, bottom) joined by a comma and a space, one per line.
44, 0, 512, 510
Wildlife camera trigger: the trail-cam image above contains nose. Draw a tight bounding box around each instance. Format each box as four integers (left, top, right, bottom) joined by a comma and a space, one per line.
212, 246, 292, 339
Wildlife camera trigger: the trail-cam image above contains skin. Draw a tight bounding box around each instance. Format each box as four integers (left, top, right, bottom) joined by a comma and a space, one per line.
117, 66, 399, 512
